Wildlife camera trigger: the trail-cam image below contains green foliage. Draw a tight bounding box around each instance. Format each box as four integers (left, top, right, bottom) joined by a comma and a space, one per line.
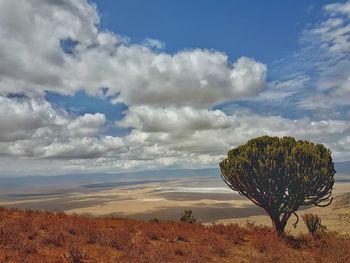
219, 136, 335, 235
302, 213, 326, 235
180, 210, 196, 223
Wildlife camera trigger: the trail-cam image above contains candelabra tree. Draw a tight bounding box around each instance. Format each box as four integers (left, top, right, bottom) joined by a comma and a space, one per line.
219, 136, 335, 236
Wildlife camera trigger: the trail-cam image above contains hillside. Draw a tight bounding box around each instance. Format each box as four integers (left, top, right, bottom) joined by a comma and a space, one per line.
217, 186, 350, 236
0, 207, 349, 263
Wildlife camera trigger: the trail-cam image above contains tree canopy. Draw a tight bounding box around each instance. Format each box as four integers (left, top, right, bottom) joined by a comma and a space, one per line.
219, 136, 335, 235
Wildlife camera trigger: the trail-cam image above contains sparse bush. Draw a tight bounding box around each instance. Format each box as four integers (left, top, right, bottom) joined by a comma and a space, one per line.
21, 242, 38, 255
68, 228, 77, 235
65, 247, 88, 263
150, 218, 160, 223
180, 209, 196, 223
86, 226, 101, 244
43, 231, 66, 247
302, 213, 326, 235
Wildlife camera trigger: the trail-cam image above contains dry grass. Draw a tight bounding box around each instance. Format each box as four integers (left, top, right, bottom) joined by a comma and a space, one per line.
0, 207, 349, 262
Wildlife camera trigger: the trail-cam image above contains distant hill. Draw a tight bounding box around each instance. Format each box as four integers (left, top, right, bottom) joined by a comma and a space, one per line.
0, 168, 219, 190
0, 162, 348, 192
335, 161, 350, 174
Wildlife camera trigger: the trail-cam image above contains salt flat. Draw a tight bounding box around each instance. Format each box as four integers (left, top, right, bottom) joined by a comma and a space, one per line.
1, 175, 348, 230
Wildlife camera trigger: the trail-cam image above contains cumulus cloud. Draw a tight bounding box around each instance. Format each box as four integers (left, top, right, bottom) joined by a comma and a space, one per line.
120, 106, 232, 134
0, 96, 59, 142
41, 136, 124, 159
65, 47, 267, 108
0, 0, 350, 175
0, 96, 111, 159
1, 95, 349, 174
0, 0, 99, 95
0, 0, 267, 108
119, 106, 350, 162
67, 113, 106, 137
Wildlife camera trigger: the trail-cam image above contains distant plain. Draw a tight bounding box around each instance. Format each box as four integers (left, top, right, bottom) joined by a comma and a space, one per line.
0, 168, 349, 234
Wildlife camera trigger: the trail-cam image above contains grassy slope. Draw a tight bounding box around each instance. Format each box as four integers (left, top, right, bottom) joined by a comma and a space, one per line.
0, 207, 349, 263
217, 192, 350, 236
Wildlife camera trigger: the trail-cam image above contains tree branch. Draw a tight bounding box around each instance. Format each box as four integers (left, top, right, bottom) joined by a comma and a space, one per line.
292, 211, 299, 228
314, 197, 333, 207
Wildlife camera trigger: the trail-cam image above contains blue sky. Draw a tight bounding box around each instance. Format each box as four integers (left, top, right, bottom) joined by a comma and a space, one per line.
0, 0, 350, 175
47, 0, 342, 121
94, 0, 322, 63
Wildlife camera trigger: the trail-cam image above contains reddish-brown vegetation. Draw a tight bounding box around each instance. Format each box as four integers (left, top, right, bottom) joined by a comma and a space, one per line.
0, 207, 349, 262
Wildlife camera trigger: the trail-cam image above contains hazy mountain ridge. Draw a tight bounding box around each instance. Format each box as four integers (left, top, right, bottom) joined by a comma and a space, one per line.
0, 168, 220, 191
1, 162, 349, 195
0, 161, 348, 189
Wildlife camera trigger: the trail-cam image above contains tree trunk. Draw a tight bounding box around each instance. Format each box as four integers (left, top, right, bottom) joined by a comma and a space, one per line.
270, 214, 287, 236
272, 220, 285, 236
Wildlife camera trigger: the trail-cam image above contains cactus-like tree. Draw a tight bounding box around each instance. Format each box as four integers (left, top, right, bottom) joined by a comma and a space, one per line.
219, 136, 335, 236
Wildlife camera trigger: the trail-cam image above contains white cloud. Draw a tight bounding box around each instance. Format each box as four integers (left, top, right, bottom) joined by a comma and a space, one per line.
65, 47, 266, 108
325, 1, 350, 18
67, 113, 106, 137
307, 0, 350, 54
248, 75, 310, 102
118, 106, 350, 164
0, 0, 99, 95
143, 38, 165, 49
0, 0, 350, 175
0, 96, 349, 174
0, 96, 58, 142
0, 96, 112, 159
297, 0, 350, 112
0, 0, 267, 108
121, 106, 232, 133
41, 136, 124, 159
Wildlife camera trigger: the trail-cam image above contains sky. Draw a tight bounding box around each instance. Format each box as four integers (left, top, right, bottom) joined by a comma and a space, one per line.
0, 0, 350, 176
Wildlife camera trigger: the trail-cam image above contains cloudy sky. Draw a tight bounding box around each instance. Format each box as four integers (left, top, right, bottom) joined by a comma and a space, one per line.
0, 0, 350, 176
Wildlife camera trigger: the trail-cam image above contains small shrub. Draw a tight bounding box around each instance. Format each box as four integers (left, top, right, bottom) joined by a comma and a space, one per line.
302, 213, 326, 235
86, 227, 101, 244
180, 210, 196, 223
149, 218, 160, 223
21, 242, 38, 255
109, 230, 132, 250
65, 247, 89, 263
68, 228, 77, 235
43, 231, 66, 247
